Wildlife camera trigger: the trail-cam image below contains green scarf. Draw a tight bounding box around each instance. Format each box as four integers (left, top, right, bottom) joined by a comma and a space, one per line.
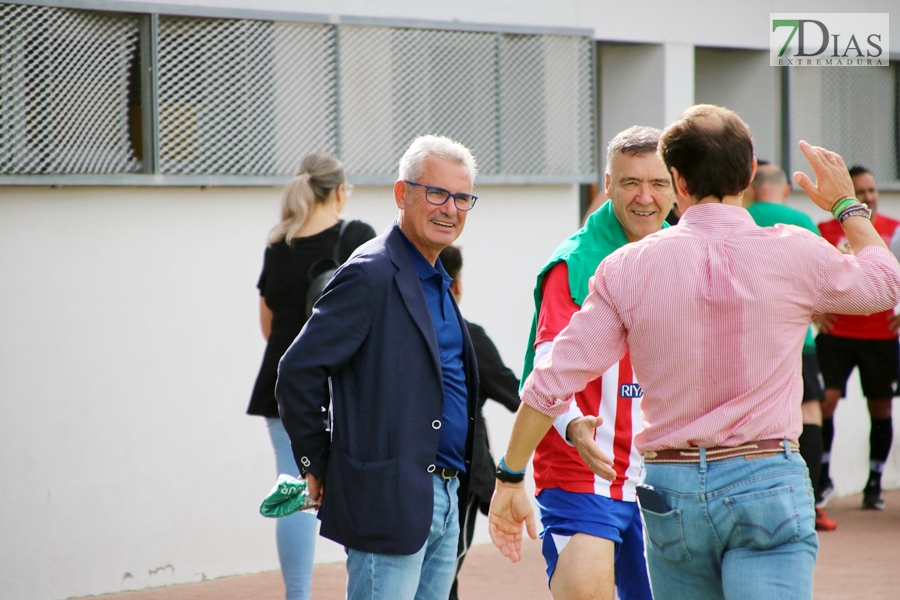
520, 200, 668, 387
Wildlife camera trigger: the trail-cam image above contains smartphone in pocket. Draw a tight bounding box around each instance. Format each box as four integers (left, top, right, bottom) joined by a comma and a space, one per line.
636, 483, 669, 513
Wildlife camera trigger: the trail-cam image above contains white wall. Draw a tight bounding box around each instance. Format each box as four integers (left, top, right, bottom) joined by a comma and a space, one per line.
0, 183, 581, 600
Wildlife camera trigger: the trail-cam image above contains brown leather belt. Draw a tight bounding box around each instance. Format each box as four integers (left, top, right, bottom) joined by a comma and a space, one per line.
643, 439, 799, 464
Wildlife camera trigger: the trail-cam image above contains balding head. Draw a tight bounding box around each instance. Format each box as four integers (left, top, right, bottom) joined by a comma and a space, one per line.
751, 163, 789, 203
659, 104, 755, 202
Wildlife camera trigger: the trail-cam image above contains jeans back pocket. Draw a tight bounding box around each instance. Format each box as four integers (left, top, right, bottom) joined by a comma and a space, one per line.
725, 484, 800, 551
640, 507, 692, 564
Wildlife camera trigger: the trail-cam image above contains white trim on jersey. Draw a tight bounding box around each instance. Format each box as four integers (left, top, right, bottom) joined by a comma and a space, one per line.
534, 346, 644, 502
622, 380, 644, 500
594, 362, 621, 498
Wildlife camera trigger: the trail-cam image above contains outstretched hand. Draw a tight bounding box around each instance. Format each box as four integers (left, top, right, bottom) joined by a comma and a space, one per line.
566, 416, 616, 481
793, 141, 856, 212
488, 481, 538, 563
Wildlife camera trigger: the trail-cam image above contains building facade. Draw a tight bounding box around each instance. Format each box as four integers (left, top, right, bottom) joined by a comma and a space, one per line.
2, 1, 899, 598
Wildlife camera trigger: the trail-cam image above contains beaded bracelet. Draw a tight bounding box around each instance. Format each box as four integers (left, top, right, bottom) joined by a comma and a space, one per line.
838, 206, 871, 223
830, 197, 858, 219
837, 201, 863, 215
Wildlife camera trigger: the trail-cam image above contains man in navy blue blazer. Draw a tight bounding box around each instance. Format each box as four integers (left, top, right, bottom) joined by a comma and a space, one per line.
276, 135, 481, 600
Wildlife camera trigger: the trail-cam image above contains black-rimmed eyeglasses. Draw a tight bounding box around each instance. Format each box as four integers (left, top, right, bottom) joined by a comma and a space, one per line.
404, 181, 477, 211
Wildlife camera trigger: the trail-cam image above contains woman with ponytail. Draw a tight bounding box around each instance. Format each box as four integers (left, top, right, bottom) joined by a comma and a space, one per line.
248, 152, 375, 600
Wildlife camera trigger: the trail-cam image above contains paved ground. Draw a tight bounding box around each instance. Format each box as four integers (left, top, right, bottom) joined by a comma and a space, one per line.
84, 490, 900, 600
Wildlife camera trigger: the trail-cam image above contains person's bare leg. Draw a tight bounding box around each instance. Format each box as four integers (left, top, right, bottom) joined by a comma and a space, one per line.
867, 397, 893, 420
821, 389, 840, 419
549, 534, 615, 600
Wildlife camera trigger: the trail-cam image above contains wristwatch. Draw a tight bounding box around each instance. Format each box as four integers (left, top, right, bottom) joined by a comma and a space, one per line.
495, 463, 526, 484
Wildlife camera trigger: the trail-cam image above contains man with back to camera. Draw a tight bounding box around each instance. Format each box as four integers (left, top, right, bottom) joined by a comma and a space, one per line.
815, 165, 899, 511
515, 126, 671, 600
276, 135, 480, 600
746, 162, 837, 531
489, 104, 900, 600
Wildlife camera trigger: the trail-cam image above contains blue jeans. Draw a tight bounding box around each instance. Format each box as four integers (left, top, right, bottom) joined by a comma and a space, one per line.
267, 418, 318, 600
640, 444, 818, 600
346, 475, 460, 600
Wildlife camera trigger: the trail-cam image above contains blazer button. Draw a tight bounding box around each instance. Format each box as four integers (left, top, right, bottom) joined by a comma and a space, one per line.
427, 464, 436, 473
432, 420, 441, 430
300, 456, 310, 467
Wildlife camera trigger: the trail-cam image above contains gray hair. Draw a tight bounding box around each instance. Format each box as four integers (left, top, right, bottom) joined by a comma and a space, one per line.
268, 152, 346, 245
605, 126, 663, 174
398, 135, 478, 185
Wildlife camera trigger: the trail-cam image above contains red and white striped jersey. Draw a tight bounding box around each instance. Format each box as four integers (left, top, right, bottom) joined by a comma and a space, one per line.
531, 263, 643, 502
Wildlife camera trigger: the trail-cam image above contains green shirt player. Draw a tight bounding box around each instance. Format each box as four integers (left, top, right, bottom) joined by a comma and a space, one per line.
747, 162, 836, 532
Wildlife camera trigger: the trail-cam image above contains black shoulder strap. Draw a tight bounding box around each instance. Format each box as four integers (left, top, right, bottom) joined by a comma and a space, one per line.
333, 219, 353, 265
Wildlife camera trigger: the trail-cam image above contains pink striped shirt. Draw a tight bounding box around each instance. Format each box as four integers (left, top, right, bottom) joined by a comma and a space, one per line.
521, 203, 900, 453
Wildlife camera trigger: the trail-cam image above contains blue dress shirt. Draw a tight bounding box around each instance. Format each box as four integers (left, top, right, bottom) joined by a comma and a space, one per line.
399, 229, 468, 472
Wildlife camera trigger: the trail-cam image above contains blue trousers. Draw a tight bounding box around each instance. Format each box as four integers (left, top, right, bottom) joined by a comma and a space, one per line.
267, 418, 318, 600
640, 443, 818, 600
346, 475, 460, 600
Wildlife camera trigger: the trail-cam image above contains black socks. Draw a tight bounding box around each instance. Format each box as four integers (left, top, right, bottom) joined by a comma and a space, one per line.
820, 417, 835, 484
868, 417, 893, 487
800, 423, 824, 499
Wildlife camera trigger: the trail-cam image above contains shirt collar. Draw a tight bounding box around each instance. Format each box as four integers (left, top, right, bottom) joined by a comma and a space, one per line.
396, 222, 452, 293
677, 202, 756, 236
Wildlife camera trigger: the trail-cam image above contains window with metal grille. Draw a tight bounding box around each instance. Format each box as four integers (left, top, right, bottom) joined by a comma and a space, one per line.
157, 17, 336, 175
0, 3, 140, 174
789, 63, 900, 188
338, 27, 592, 182
0, 3, 595, 185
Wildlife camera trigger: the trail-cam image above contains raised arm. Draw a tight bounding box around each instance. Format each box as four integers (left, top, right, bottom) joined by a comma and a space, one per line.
793, 140, 886, 253
793, 142, 900, 316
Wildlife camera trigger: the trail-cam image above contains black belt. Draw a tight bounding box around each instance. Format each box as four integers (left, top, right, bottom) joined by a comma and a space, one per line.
429, 465, 459, 479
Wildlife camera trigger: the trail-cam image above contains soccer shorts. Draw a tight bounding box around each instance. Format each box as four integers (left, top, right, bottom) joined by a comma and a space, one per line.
536, 487, 652, 600
816, 333, 899, 399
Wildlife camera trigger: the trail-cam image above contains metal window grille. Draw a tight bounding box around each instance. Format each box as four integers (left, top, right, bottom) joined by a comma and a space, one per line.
0, 3, 140, 174
1, 4, 595, 184
157, 17, 336, 175
339, 26, 595, 182
338, 26, 499, 178
789, 64, 899, 185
